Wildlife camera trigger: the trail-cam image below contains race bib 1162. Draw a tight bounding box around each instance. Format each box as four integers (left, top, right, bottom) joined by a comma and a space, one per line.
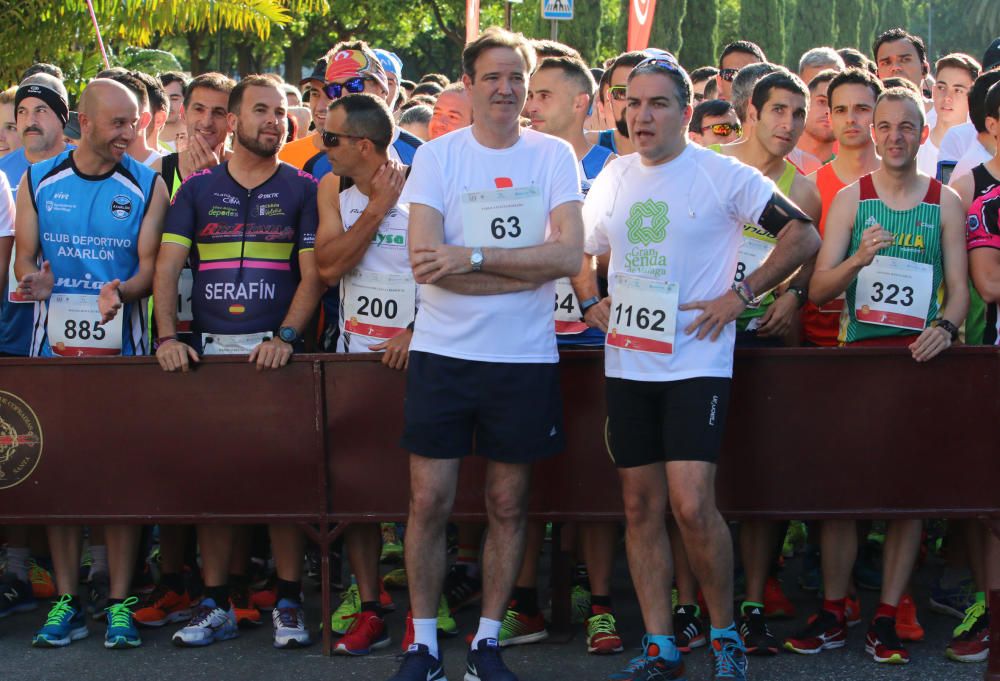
607, 274, 679, 355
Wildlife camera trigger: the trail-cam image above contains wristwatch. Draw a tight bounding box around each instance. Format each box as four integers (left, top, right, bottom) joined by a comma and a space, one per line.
579, 296, 601, 316
786, 286, 807, 308
470, 247, 484, 272
278, 326, 299, 344
932, 318, 959, 341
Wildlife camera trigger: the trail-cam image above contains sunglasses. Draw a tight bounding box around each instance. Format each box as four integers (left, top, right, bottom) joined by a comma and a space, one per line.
719, 68, 739, 82
634, 57, 692, 103
609, 85, 627, 102
321, 130, 386, 148
702, 123, 742, 137
322, 76, 371, 100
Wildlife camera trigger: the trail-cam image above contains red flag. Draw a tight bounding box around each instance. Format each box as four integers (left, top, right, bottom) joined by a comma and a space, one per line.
466, 0, 481, 44
627, 0, 657, 52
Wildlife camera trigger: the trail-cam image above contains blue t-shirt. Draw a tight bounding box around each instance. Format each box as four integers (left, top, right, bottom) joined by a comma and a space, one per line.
162, 162, 318, 340
28, 150, 157, 357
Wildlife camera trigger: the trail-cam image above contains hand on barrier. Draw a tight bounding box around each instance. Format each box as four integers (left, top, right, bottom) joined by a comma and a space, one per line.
681, 289, 747, 341
98, 279, 123, 324
370, 328, 412, 370
156, 339, 200, 373
909, 324, 951, 363
17, 260, 53, 301
249, 337, 293, 371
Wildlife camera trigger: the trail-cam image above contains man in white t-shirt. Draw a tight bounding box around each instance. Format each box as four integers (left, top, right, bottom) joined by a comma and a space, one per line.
388, 27, 583, 681
579, 55, 820, 681
917, 54, 979, 177
951, 69, 1000, 182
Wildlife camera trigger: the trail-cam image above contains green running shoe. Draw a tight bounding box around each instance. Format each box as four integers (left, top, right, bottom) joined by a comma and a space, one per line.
571, 584, 592, 624
436, 594, 457, 636
331, 583, 360, 635
105, 596, 142, 649
952, 596, 986, 638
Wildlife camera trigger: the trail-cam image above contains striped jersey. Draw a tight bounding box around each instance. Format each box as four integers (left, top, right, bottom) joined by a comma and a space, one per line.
28, 150, 157, 357
965, 163, 1000, 345
839, 174, 944, 344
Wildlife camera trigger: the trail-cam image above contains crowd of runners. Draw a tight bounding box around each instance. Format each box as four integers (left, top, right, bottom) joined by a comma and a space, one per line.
0, 21, 998, 681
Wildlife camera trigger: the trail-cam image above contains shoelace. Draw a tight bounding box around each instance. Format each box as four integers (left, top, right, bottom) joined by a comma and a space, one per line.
29, 561, 51, 585
714, 640, 745, 678
276, 605, 302, 628
955, 600, 987, 637
618, 636, 651, 673
105, 596, 139, 629
43, 594, 75, 626
343, 610, 378, 635
335, 586, 360, 614
189, 604, 221, 628
589, 613, 617, 635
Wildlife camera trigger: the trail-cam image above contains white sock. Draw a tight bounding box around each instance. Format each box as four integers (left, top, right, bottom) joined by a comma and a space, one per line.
6, 547, 29, 582
412, 617, 439, 659
471, 617, 502, 648
89, 545, 108, 577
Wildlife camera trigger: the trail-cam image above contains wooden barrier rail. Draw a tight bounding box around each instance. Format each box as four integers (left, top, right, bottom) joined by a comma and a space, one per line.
0, 348, 998, 677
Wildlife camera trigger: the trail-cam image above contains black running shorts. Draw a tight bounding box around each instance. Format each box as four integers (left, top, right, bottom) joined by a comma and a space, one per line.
400, 351, 566, 463
605, 376, 731, 467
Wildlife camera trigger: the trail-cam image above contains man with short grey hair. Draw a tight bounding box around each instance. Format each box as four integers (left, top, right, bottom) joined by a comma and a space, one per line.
798, 47, 846, 86
730, 63, 782, 130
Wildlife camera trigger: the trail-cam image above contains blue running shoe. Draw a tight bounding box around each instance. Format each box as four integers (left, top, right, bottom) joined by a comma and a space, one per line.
388, 643, 447, 681
466, 637, 517, 681
104, 596, 142, 649
930, 576, 976, 620
0, 575, 38, 617
171, 598, 238, 647
609, 635, 687, 680
32, 594, 89, 647
712, 638, 748, 681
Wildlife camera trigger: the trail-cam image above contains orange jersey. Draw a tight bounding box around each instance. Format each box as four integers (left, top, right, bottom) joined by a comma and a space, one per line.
802, 163, 847, 346
278, 133, 323, 170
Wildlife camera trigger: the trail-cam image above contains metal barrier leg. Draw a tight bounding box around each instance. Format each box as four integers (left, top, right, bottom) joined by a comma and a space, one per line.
987, 589, 1000, 680
320, 519, 332, 657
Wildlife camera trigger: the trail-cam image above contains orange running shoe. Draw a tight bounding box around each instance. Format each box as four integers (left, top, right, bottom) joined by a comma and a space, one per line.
230, 584, 262, 627
134, 585, 192, 627
895, 594, 924, 642
379, 577, 396, 612
762, 577, 795, 619
28, 561, 55, 599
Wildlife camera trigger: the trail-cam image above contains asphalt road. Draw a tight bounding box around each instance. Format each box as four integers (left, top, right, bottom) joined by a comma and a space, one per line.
0, 548, 989, 681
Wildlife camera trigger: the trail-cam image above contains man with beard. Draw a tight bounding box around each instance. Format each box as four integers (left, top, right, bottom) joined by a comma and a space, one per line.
14, 78, 167, 649
587, 51, 649, 156
154, 74, 325, 650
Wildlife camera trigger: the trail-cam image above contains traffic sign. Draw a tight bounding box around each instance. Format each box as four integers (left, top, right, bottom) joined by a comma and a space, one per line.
542, 0, 573, 20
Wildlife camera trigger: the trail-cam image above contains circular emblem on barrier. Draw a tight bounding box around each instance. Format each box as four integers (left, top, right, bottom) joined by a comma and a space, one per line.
0, 391, 43, 490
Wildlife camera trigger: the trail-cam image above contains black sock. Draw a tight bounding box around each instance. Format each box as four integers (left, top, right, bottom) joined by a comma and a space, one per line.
276, 579, 301, 604
228, 573, 250, 591
591, 594, 612, 610
512, 587, 539, 615
66, 594, 82, 611
205, 585, 230, 608
161, 572, 185, 594
361, 600, 380, 614
106, 597, 124, 607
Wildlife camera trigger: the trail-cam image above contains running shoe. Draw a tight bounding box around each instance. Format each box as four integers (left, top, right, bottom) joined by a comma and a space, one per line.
865, 616, 909, 664
388, 644, 446, 681
384, 567, 408, 590
895, 593, 924, 642
607, 636, 686, 680
945, 603, 989, 663
845, 596, 862, 627
380, 523, 404, 564
673, 604, 706, 653
250, 585, 277, 611
466, 637, 518, 681
230, 582, 262, 626
798, 547, 821, 592
930, 576, 976, 619
783, 521, 807, 558
87, 571, 110, 620
380, 576, 396, 611
335, 609, 390, 655
437, 594, 458, 636
762, 577, 795, 618
586, 612, 624, 654
134, 584, 192, 627
571, 584, 592, 624
0, 575, 38, 617
783, 609, 847, 654
443, 564, 482, 613
499, 605, 548, 646
28, 560, 56, 599
739, 604, 778, 655
171, 598, 239, 647
32, 595, 88, 647
953, 597, 987, 638
711, 638, 748, 681
331, 583, 360, 634
272, 598, 311, 649
104, 597, 141, 649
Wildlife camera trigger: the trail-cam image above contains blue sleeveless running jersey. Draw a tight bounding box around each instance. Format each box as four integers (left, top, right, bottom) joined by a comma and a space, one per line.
28, 150, 157, 357
597, 129, 618, 154
580, 144, 614, 196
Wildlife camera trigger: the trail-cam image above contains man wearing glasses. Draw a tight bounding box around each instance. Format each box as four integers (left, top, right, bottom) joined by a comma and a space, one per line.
688, 100, 742, 146
716, 41, 766, 102
578, 55, 819, 681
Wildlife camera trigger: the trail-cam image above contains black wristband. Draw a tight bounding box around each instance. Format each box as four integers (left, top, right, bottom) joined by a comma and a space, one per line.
932, 318, 959, 341
786, 286, 807, 308
579, 296, 601, 316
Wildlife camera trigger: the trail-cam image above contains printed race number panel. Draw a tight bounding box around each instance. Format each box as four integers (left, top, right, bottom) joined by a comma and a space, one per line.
47, 293, 123, 357
554, 277, 587, 335
343, 269, 416, 340
855, 256, 932, 331
607, 273, 679, 355
461, 186, 546, 248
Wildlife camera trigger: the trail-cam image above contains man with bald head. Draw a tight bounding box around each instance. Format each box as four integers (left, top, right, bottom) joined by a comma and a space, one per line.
14, 77, 168, 650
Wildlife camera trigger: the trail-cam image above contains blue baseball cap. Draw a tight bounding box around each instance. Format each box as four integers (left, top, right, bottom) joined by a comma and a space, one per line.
374, 49, 404, 81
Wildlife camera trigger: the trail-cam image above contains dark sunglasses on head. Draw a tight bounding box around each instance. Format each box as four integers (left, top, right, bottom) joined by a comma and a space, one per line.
323, 76, 370, 100
702, 123, 742, 137
719, 68, 739, 82
322, 130, 387, 148
634, 57, 692, 103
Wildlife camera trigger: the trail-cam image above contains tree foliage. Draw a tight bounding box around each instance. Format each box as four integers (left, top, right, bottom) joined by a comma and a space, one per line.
680, 0, 719, 69
835, 0, 864, 50
649, 0, 687, 55
787, 0, 835, 70
739, 0, 786, 65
